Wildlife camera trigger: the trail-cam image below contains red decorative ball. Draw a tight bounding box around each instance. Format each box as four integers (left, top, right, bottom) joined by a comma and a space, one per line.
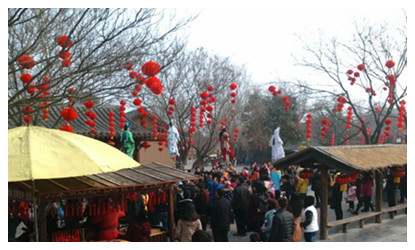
129, 71, 137, 78
83, 100, 94, 109
231, 99, 236, 104
385, 60, 395, 68
229, 82, 238, 90
59, 124, 74, 132
207, 85, 214, 92
268, 86, 276, 92
17, 55, 35, 69
169, 98, 176, 105
23, 115, 32, 124
384, 118, 393, 125
354, 72, 360, 77
20, 73, 33, 84
141, 61, 161, 77
357, 64, 366, 71
281, 96, 289, 102
61, 59, 71, 67
60, 107, 78, 122
200, 91, 209, 100
59, 51, 71, 59
346, 69, 353, 75
57, 35, 73, 48
230, 92, 237, 98
206, 105, 213, 112
133, 98, 142, 106
150, 81, 163, 95
26, 84, 36, 95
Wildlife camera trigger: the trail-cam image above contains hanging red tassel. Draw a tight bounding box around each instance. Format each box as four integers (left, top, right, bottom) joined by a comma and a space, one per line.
161, 190, 166, 203
121, 194, 125, 211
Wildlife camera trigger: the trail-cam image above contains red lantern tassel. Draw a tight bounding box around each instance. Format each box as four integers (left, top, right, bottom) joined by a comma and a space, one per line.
121, 194, 125, 211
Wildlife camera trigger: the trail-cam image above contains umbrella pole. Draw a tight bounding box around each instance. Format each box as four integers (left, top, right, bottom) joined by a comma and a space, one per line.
32, 180, 39, 242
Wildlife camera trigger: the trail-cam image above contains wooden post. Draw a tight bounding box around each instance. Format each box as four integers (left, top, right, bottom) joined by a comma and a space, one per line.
375, 170, 382, 223
320, 165, 329, 240
167, 185, 175, 242
38, 201, 48, 241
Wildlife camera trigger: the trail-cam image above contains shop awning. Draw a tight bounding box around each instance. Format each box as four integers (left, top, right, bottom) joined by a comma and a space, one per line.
9, 162, 202, 201
273, 144, 407, 173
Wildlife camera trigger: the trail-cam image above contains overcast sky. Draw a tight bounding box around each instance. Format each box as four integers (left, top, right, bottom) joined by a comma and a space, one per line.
176, 8, 407, 87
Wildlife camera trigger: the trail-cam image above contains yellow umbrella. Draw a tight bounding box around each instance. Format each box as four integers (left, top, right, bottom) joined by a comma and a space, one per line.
8, 126, 140, 182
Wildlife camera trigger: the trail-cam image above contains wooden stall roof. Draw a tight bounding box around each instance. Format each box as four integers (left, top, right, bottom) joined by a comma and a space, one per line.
8, 162, 202, 201
273, 144, 407, 174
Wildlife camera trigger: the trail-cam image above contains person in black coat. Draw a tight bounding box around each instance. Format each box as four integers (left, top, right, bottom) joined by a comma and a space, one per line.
210, 188, 232, 242
330, 183, 343, 220
232, 175, 250, 236
268, 197, 294, 242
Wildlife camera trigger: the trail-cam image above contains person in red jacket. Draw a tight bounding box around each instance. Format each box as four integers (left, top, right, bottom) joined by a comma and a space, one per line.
90, 206, 125, 241
125, 210, 151, 242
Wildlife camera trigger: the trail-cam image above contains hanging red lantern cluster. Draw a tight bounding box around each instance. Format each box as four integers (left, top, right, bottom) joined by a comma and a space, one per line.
151, 115, 158, 139
59, 124, 74, 133
188, 107, 196, 144
199, 105, 205, 128
83, 100, 97, 134
396, 100, 406, 131
119, 99, 127, 129
17, 55, 35, 69
60, 104, 78, 132
40, 101, 49, 120
305, 114, 312, 140
281, 96, 291, 110
17, 54, 37, 98
331, 133, 335, 146
268, 85, 282, 96
335, 174, 351, 185
320, 118, 331, 142
22, 105, 33, 125
36, 76, 51, 99
390, 165, 405, 184
345, 106, 353, 144
346, 69, 357, 85
57, 35, 73, 68
229, 83, 238, 104
384, 72, 397, 103
232, 128, 239, 142
108, 111, 115, 139
375, 107, 381, 113
166, 98, 176, 116
336, 96, 347, 112
365, 87, 376, 96
299, 169, 314, 179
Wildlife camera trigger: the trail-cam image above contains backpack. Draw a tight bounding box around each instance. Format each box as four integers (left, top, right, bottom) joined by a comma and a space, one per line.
257, 194, 269, 214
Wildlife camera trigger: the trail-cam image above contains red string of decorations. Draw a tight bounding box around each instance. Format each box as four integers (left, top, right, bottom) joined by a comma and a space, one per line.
305, 114, 312, 140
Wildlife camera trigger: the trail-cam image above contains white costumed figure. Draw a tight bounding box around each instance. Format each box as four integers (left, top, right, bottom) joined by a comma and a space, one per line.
167, 120, 180, 158
269, 127, 285, 162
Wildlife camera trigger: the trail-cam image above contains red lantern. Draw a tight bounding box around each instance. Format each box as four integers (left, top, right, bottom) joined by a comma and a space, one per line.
169, 98, 176, 105
158, 146, 163, 152
123, 61, 133, 70
231, 99, 236, 104
26, 84, 36, 95
60, 107, 78, 122
281, 96, 289, 102
229, 83, 238, 90
59, 51, 71, 60
23, 115, 32, 124
57, 35, 73, 48
268, 86, 276, 92
354, 72, 360, 77
357, 64, 366, 71
83, 100, 94, 109
133, 98, 142, 106
136, 74, 145, 84
207, 85, 214, 92
385, 60, 395, 68
141, 141, 152, 151
20, 73, 32, 84
62, 59, 71, 67
129, 71, 137, 78
200, 91, 209, 99
230, 92, 237, 97
17, 55, 35, 69
299, 170, 314, 179
107, 141, 116, 147
145, 76, 160, 89
391, 169, 405, 178
141, 61, 161, 77
335, 174, 351, 185
385, 118, 392, 125
346, 69, 353, 75
150, 82, 163, 95
59, 124, 74, 132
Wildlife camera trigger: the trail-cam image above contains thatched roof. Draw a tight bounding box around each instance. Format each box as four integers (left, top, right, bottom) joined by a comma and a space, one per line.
273, 144, 407, 173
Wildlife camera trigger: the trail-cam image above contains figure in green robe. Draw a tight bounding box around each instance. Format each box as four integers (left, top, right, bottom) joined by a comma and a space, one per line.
120, 122, 135, 158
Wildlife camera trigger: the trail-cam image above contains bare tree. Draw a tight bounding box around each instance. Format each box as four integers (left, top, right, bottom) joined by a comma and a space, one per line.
137, 48, 250, 168
291, 16, 407, 145
8, 8, 195, 126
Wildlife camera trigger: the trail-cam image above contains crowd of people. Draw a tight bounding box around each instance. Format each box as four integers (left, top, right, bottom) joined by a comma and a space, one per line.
166, 161, 320, 242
